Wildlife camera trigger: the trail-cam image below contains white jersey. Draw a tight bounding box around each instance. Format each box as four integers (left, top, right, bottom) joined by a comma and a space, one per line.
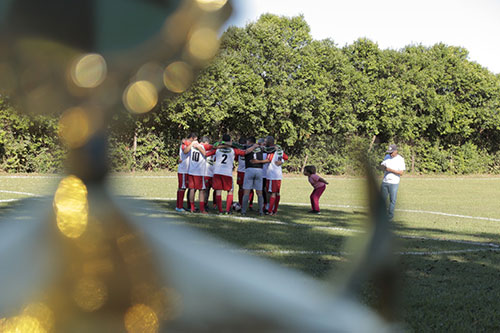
261, 152, 269, 178
266, 150, 285, 180
188, 146, 206, 176
381, 154, 405, 184
214, 147, 237, 177
205, 154, 215, 177
177, 143, 190, 174
237, 155, 246, 172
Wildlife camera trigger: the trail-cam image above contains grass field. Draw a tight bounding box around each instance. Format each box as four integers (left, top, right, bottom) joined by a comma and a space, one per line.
1, 173, 499, 331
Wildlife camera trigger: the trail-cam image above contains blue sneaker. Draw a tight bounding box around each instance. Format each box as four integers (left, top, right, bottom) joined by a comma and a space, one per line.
175, 207, 186, 212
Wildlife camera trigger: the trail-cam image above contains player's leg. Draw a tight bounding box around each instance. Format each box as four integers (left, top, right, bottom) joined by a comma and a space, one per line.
268, 192, 277, 215
176, 173, 187, 212
271, 180, 282, 214
262, 178, 268, 210
274, 192, 281, 214
248, 189, 254, 210
254, 169, 264, 215
187, 175, 197, 212
241, 169, 254, 215
212, 175, 224, 213
237, 171, 245, 205
198, 176, 207, 213
189, 189, 196, 212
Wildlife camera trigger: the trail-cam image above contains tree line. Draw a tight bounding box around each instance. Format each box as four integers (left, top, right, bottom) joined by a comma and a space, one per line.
1, 14, 500, 174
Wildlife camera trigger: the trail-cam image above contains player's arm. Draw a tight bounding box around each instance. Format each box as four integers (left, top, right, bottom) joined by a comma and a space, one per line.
385, 167, 404, 176
250, 159, 270, 164
244, 144, 259, 154
205, 149, 216, 157
194, 143, 207, 156
318, 176, 329, 185
183, 140, 197, 154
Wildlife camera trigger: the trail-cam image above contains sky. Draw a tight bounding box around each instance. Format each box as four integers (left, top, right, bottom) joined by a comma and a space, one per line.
225, 0, 500, 74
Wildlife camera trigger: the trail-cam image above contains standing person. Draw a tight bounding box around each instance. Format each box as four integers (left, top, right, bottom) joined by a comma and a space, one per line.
303, 165, 328, 214
210, 134, 248, 214
265, 136, 288, 215
241, 136, 267, 216
203, 137, 216, 211
236, 137, 253, 209
258, 138, 270, 210
379, 144, 405, 220
175, 133, 197, 212
187, 139, 208, 213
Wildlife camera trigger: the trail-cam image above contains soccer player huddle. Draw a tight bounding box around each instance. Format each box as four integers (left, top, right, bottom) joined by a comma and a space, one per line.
175, 133, 288, 216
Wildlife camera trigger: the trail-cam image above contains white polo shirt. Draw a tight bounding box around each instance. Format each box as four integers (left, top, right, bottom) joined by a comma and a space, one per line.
381, 154, 405, 184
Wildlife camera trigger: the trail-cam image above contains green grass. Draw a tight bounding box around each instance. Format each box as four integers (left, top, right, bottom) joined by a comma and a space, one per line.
1, 173, 499, 331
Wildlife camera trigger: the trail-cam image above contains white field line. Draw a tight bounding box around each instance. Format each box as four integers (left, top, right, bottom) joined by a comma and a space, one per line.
0, 175, 60, 179
134, 197, 500, 224
282, 201, 500, 223
135, 205, 500, 250
109, 175, 177, 179
0, 190, 40, 197
235, 248, 500, 256
0, 199, 20, 203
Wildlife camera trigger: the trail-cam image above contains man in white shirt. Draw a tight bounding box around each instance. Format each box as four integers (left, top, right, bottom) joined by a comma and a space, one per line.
380, 144, 405, 220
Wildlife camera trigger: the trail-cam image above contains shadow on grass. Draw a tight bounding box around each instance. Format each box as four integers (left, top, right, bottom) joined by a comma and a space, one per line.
1, 197, 499, 331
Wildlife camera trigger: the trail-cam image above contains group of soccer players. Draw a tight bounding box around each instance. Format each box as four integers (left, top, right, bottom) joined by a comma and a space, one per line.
175, 133, 288, 216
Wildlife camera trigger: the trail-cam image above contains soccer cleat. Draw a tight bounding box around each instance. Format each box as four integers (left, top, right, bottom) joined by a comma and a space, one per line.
200, 210, 208, 214
175, 207, 186, 212
308, 210, 320, 214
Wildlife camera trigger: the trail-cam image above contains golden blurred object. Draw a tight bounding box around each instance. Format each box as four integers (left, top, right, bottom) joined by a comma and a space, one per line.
124, 304, 159, 333
58, 107, 91, 148
53, 175, 88, 239
22, 303, 55, 332
196, 0, 228, 12
0, 315, 45, 333
70, 53, 107, 89
72, 277, 108, 312
187, 27, 220, 61
136, 62, 165, 90
123, 80, 158, 114
163, 61, 193, 93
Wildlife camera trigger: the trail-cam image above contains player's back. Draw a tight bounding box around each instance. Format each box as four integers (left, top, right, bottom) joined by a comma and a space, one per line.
214, 147, 235, 177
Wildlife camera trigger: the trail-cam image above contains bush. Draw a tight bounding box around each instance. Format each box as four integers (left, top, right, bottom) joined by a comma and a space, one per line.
450, 142, 491, 174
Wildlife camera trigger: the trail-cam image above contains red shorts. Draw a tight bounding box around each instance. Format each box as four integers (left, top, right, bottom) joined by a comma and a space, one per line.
237, 171, 245, 186
212, 174, 233, 191
204, 176, 212, 188
188, 175, 206, 190
178, 173, 188, 189
267, 179, 281, 193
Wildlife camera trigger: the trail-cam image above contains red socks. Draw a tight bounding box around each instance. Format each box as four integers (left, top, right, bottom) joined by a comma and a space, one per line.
177, 190, 185, 209
274, 194, 280, 213
268, 196, 276, 213
216, 195, 223, 213
226, 194, 233, 212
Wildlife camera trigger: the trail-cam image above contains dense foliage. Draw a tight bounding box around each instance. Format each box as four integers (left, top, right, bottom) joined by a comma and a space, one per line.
1, 14, 500, 174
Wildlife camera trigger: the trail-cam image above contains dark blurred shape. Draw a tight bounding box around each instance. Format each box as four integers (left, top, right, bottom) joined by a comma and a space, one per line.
7, 0, 94, 50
